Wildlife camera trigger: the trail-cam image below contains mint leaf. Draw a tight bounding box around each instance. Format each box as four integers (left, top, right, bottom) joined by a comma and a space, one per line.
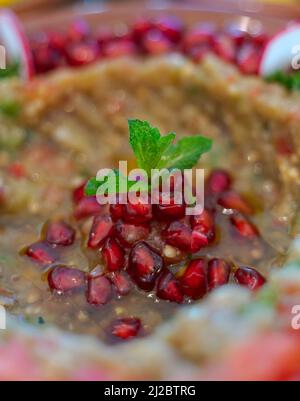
157, 136, 212, 170
0, 62, 19, 80
266, 70, 300, 91
129, 119, 175, 174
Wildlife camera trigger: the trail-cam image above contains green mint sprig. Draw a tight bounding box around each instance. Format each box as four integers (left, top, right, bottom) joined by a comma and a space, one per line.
85, 119, 212, 197
266, 70, 300, 91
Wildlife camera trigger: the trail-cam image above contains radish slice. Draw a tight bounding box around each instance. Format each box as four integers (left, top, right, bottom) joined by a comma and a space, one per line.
0, 9, 34, 79
259, 24, 300, 76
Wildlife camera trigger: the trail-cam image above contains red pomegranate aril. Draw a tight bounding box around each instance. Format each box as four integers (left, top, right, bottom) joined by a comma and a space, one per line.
65, 41, 100, 67
67, 19, 91, 42
225, 25, 248, 46
154, 16, 184, 43
275, 135, 294, 157
212, 34, 236, 62
132, 18, 153, 42
115, 221, 149, 247
190, 209, 215, 242
110, 317, 141, 340
72, 181, 87, 204
206, 169, 232, 194
218, 191, 253, 215
7, 162, 26, 179
142, 29, 173, 55
156, 269, 184, 303
87, 274, 112, 305
88, 215, 113, 249
47, 31, 67, 52
207, 258, 231, 291
123, 199, 152, 224
33, 46, 62, 74
48, 266, 85, 293
190, 227, 209, 253
163, 221, 192, 253
188, 44, 210, 62
74, 196, 104, 220
45, 221, 76, 246
128, 242, 163, 291
109, 271, 132, 296
234, 266, 266, 291
237, 43, 261, 75
110, 204, 124, 221
25, 241, 57, 266
102, 238, 125, 272
230, 215, 259, 238
153, 202, 186, 221
180, 259, 207, 299
182, 23, 215, 53
103, 39, 137, 58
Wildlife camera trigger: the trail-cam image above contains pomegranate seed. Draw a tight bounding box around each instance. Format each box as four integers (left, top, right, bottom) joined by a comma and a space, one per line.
251, 32, 269, 47
48, 266, 85, 293
212, 34, 236, 62
154, 16, 184, 43
88, 215, 113, 249
190, 209, 215, 242
237, 43, 261, 75
45, 221, 76, 246
132, 18, 153, 42
275, 135, 294, 157
67, 19, 91, 42
103, 39, 137, 58
109, 271, 132, 296
72, 181, 87, 204
25, 241, 57, 265
102, 238, 124, 272
128, 242, 163, 291
153, 202, 185, 221
163, 221, 192, 253
109, 317, 141, 340
123, 199, 152, 224
47, 31, 67, 52
74, 196, 103, 220
7, 162, 26, 179
182, 23, 215, 53
218, 191, 253, 215
33, 46, 62, 74
110, 204, 124, 221
190, 227, 209, 253
230, 215, 259, 238
156, 269, 184, 303
207, 258, 231, 291
225, 25, 248, 46
96, 28, 114, 47
65, 40, 100, 67
180, 259, 207, 299
206, 169, 232, 194
142, 30, 173, 55
115, 221, 149, 247
188, 44, 210, 62
87, 274, 112, 305
234, 266, 266, 291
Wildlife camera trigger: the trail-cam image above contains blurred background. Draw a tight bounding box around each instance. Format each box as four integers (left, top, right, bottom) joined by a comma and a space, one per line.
0, 0, 299, 15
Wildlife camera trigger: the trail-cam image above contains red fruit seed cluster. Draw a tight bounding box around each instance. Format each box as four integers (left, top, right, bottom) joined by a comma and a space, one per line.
23, 169, 266, 340
30, 17, 268, 76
